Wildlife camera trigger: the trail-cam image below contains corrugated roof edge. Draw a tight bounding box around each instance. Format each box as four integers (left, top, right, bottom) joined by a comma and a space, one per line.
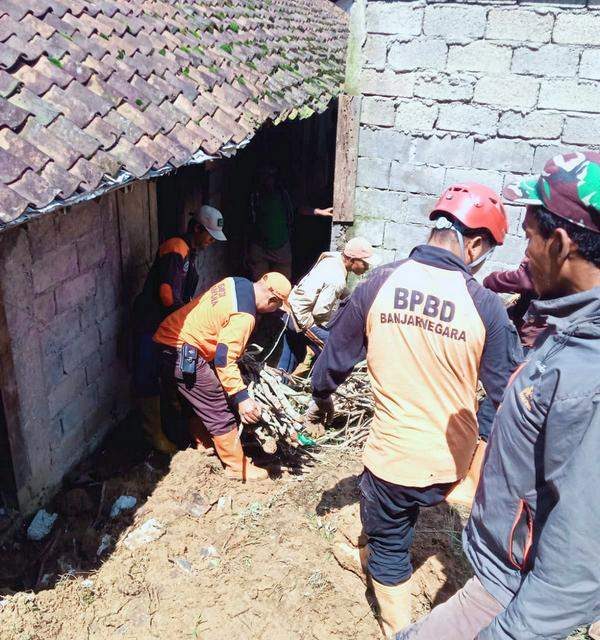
0, 126, 253, 232
0, 92, 338, 232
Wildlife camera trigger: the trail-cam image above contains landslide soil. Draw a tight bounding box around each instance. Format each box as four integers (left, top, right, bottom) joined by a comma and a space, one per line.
0, 442, 472, 640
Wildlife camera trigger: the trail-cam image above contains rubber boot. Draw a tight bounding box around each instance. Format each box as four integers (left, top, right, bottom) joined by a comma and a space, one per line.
138, 396, 178, 455
188, 415, 215, 455
333, 542, 370, 584
371, 577, 413, 639
291, 350, 315, 378
212, 430, 269, 481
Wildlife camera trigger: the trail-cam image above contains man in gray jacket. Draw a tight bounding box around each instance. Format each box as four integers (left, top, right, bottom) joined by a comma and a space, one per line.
397, 151, 600, 639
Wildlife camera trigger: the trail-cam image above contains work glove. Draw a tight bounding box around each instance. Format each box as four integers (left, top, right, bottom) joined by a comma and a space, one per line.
305, 396, 335, 428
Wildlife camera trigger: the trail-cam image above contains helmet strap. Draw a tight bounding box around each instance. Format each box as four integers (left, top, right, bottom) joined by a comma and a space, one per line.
434, 216, 466, 261
434, 216, 494, 271
468, 246, 495, 270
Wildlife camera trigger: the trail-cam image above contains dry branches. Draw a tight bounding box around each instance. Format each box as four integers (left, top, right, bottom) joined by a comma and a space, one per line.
240, 357, 374, 454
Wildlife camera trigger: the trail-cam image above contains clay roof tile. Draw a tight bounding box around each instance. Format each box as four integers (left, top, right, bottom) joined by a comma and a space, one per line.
0, 0, 347, 225
0, 147, 29, 183
8, 168, 60, 208
0, 184, 29, 223
0, 95, 30, 128
0, 127, 50, 171
40, 160, 81, 198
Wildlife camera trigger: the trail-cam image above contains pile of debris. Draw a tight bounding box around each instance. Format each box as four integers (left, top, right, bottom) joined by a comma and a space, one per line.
240, 357, 374, 456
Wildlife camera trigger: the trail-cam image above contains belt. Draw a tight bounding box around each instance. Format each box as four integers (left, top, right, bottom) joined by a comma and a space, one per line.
159, 344, 180, 356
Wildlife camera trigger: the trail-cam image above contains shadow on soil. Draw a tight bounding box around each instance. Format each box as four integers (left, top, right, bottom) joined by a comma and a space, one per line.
316, 472, 472, 609
0, 412, 171, 595
0, 408, 314, 597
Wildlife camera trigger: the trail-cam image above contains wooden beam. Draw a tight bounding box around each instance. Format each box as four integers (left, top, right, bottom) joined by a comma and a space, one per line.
332, 94, 361, 223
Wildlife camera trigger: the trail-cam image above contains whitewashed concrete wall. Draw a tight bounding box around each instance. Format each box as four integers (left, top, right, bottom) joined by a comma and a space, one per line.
349, 0, 600, 273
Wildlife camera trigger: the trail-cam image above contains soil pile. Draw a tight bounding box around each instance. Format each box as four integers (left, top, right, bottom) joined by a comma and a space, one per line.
0, 445, 471, 640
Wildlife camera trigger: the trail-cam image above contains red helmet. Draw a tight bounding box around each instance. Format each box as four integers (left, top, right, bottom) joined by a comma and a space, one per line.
429, 182, 508, 245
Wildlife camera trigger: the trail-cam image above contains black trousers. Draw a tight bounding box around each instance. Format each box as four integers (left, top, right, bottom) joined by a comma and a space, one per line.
359, 468, 453, 586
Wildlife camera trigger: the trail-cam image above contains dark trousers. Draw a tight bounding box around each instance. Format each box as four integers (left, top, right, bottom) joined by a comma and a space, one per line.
277, 323, 329, 372
132, 330, 161, 397
159, 347, 237, 437
360, 468, 453, 586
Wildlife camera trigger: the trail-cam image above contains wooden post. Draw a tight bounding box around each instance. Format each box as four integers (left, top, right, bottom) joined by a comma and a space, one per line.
332, 94, 361, 223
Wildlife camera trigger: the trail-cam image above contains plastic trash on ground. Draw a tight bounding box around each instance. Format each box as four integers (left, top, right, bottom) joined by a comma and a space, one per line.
97, 534, 113, 557
110, 495, 137, 518
27, 509, 58, 541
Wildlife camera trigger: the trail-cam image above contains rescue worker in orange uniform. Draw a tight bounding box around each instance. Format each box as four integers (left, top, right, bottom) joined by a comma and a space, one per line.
310, 184, 522, 637
132, 206, 226, 454
153, 272, 292, 480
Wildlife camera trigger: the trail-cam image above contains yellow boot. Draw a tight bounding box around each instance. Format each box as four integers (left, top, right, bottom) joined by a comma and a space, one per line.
212, 430, 269, 481
333, 542, 370, 584
138, 396, 178, 455
291, 349, 315, 378
372, 577, 413, 638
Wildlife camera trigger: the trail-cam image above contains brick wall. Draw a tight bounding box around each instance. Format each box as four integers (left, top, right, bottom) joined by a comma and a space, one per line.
0, 182, 157, 513
347, 0, 600, 273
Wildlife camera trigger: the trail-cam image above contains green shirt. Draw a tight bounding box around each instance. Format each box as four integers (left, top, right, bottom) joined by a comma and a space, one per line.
255, 192, 290, 250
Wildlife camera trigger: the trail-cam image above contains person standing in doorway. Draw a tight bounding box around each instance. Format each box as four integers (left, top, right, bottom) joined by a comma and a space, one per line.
246, 165, 333, 281
132, 205, 226, 454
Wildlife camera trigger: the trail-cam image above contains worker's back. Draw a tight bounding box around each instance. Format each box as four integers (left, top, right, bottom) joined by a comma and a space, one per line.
288, 251, 347, 329
365, 253, 486, 486
312, 244, 519, 488
153, 276, 256, 363
134, 236, 198, 331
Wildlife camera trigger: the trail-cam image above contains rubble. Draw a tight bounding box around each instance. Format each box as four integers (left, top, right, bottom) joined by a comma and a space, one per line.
122, 518, 165, 551
241, 358, 374, 455
180, 492, 212, 519
173, 557, 194, 574
217, 496, 233, 513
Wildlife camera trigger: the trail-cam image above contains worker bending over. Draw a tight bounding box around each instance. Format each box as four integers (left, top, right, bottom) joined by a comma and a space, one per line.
132, 206, 226, 454
278, 237, 378, 373
311, 183, 522, 637
153, 272, 291, 480
398, 152, 600, 640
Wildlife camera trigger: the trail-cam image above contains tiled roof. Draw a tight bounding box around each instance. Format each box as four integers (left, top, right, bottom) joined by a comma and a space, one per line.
0, 0, 348, 226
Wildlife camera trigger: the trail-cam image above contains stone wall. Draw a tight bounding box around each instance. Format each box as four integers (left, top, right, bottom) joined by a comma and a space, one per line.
348, 0, 600, 273
0, 182, 157, 513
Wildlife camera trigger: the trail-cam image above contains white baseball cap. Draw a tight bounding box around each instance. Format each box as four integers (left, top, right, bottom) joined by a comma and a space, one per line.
192, 205, 227, 241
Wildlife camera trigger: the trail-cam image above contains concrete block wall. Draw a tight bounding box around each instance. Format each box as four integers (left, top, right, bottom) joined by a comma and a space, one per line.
0, 182, 156, 513
351, 0, 600, 273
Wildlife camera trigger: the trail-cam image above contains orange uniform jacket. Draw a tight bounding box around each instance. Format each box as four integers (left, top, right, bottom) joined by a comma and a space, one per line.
153, 277, 256, 404
312, 245, 522, 487
134, 236, 199, 332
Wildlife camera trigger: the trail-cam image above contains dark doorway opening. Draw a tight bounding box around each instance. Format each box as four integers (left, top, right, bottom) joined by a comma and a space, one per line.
154, 105, 338, 289
155, 164, 210, 242
0, 393, 18, 511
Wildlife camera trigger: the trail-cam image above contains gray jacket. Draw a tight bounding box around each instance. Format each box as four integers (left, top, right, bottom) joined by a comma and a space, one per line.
465, 286, 600, 639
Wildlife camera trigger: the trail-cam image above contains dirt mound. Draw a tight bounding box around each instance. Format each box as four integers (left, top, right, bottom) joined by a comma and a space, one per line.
0, 446, 472, 640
